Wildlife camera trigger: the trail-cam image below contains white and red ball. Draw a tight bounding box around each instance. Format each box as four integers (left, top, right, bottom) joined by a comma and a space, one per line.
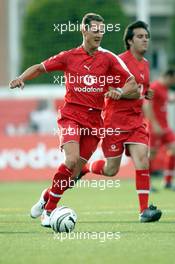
50, 206, 77, 233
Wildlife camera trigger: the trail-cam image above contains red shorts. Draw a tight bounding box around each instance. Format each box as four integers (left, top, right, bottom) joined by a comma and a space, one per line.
57, 117, 100, 161
58, 102, 103, 132
150, 128, 175, 149
57, 103, 103, 160
102, 125, 149, 158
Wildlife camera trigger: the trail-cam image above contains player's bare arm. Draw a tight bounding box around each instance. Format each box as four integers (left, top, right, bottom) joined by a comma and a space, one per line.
120, 76, 137, 96
143, 101, 164, 135
105, 76, 137, 100
9, 64, 45, 89
121, 86, 154, 100
121, 83, 141, 99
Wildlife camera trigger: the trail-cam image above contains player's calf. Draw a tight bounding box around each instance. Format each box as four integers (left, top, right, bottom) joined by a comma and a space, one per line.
65, 155, 80, 170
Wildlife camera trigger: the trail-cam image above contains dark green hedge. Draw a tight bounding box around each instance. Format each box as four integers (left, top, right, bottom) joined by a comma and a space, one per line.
21, 0, 129, 84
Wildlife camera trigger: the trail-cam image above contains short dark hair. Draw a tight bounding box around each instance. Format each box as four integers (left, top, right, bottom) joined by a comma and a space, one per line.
163, 69, 175, 77
82, 13, 104, 30
123, 20, 150, 50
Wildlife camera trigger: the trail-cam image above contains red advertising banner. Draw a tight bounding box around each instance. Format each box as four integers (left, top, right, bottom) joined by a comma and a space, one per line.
0, 135, 135, 181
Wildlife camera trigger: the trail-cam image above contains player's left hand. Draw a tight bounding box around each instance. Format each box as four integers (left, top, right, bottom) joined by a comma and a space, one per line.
104, 88, 121, 100
145, 88, 154, 100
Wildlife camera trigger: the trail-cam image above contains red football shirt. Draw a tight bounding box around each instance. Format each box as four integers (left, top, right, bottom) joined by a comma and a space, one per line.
150, 80, 169, 129
42, 46, 132, 110
104, 50, 150, 130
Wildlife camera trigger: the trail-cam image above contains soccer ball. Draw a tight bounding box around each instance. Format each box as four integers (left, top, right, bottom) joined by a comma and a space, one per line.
50, 206, 77, 233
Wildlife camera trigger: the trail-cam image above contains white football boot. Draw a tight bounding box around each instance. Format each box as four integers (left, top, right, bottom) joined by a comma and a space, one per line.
30, 189, 47, 218
41, 210, 51, 227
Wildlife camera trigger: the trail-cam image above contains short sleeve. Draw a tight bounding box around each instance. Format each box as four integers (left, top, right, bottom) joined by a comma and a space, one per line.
41, 51, 68, 72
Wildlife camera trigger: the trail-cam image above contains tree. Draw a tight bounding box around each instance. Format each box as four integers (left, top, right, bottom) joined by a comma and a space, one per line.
21, 0, 129, 84
169, 4, 175, 66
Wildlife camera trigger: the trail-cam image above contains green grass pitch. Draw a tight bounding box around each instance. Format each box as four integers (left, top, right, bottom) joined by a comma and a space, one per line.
0, 179, 174, 264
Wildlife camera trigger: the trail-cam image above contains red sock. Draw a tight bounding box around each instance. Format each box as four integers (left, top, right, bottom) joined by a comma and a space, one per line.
82, 160, 105, 175
81, 163, 90, 174
45, 164, 73, 211
136, 169, 150, 213
164, 175, 172, 185
164, 154, 175, 184
43, 187, 50, 202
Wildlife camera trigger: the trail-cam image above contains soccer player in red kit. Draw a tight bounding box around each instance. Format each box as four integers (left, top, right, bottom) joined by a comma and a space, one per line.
144, 69, 175, 189
78, 21, 162, 222
9, 13, 137, 227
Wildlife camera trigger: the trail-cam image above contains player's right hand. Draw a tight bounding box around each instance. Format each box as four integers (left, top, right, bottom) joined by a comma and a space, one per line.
9, 78, 24, 89
104, 88, 122, 100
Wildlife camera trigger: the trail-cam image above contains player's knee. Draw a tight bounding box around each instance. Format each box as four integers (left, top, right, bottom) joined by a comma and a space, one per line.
104, 165, 119, 177
138, 155, 149, 169
65, 155, 80, 169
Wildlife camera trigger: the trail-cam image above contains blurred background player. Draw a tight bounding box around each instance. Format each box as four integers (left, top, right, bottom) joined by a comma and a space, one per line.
9, 13, 136, 227
77, 21, 162, 222
28, 99, 58, 134
144, 69, 175, 190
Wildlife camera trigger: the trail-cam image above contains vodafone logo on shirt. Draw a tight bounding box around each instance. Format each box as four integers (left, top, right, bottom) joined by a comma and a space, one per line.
73, 74, 104, 93
74, 87, 103, 93
83, 75, 95, 86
